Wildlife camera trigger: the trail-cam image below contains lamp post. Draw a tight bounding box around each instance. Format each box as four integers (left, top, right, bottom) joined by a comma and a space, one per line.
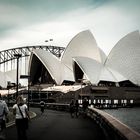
14, 54, 22, 99
78, 78, 87, 104
7, 81, 12, 107
20, 75, 30, 110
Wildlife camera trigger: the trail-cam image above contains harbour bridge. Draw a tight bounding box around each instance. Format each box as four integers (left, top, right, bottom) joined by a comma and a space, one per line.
0, 45, 65, 73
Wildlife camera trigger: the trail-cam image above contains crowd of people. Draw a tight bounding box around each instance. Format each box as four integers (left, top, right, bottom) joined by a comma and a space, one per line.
0, 93, 47, 140
0, 92, 89, 139
13, 95, 30, 140
0, 94, 30, 140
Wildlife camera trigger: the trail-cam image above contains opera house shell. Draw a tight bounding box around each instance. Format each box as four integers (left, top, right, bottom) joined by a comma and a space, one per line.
0, 69, 16, 88
29, 30, 140, 87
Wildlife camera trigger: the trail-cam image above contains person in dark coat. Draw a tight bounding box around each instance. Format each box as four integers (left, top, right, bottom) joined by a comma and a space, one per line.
69, 99, 75, 118
82, 98, 89, 117
74, 100, 79, 118
40, 101, 45, 114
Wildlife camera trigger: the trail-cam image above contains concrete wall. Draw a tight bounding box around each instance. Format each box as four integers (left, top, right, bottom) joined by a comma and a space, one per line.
87, 107, 140, 140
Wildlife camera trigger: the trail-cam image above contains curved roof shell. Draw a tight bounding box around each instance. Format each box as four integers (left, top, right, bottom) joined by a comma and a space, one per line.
73, 57, 126, 85
5, 69, 17, 83
73, 57, 102, 84
0, 71, 5, 87
99, 67, 127, 82
28, 30, 108, 86
29, 49, 63, 85
29, 49, 74, 85
28, 30, 140, 86
61, 30, 104, 70
0, 70, 16, 88
105, 31, 140, 86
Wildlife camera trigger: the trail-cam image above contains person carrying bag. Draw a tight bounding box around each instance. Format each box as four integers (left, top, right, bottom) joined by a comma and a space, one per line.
13, 95, 30, 140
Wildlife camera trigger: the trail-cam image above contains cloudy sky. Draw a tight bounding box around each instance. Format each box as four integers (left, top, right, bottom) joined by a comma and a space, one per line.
0, 0, 140, 55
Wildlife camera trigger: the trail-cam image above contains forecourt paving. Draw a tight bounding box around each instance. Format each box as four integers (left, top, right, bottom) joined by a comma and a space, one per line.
6, 107, 105, 140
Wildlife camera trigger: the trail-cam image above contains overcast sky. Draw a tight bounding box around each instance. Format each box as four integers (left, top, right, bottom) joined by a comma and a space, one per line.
0, 0, 140, 55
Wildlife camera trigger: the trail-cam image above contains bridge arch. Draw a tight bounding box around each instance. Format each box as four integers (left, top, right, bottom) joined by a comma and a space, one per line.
0, 45, 65, 73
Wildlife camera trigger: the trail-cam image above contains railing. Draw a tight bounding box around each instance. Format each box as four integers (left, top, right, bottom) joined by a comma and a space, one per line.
87, 107, 140, 140
30, 102, 70, 112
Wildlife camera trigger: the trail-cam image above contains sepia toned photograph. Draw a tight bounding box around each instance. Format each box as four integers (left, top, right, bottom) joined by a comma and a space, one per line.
0, 0, 140, 140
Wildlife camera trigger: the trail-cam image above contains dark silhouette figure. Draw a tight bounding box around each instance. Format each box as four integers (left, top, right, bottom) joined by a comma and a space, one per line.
69, 99, 75, 118
82, 98, 89, 117
74, 100, 79, 118
40, 101, 45, 114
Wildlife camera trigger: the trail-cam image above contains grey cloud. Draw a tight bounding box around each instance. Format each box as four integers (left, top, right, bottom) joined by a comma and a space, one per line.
0, 0, 99, 36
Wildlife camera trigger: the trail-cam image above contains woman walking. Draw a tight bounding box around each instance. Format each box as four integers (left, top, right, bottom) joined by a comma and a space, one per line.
13, 95, 30, 140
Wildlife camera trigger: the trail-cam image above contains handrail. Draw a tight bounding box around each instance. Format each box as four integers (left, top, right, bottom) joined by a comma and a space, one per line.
87, 107, 140, 140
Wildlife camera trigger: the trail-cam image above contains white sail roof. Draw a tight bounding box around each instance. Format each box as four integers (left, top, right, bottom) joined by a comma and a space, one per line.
73, 57, 126, 85
30, 49, 74, 85
0, 71, 5, 87
5, 69, 17, 83
28, 30, 140, 86
0, 69, 17, 88
73, 57, 102, 85
99, 66, 127, 82
61, 30, 103, 70
105, 30, 140, 86
30, 49, 63, 85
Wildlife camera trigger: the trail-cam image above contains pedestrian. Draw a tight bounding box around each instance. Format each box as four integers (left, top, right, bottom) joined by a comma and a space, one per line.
74, 100, 79, 118
13, 95, 30, 140
82, 98, 89, 117
0, 94, 9, 139
69, 99, 75, 118
40, 100, 45, 114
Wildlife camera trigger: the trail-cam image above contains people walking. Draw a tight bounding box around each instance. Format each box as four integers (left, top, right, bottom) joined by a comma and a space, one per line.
40, 100, 45, 114
69, 99, 75, 118
0, 94, 9, 139
13, 95, 30, 140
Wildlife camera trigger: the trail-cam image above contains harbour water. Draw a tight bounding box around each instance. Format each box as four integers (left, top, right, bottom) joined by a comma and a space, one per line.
104, 107, 140, 133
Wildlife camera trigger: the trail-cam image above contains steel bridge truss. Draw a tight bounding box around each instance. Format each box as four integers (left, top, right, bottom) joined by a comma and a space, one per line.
0, 45, 65, 72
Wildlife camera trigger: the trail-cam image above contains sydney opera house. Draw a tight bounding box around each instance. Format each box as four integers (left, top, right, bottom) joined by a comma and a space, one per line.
0, 30, 140, 105
29, 30, 140, 87
26, 30, 140, 105
25, 30, 140, 103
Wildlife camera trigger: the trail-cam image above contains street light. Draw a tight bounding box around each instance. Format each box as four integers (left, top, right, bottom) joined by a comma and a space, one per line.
7, 81, 14, 106
14, 53, 22, 99
20, 75, 30, 110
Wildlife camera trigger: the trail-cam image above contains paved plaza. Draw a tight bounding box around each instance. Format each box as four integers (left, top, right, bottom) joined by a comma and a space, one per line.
6, 108, 105, 140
